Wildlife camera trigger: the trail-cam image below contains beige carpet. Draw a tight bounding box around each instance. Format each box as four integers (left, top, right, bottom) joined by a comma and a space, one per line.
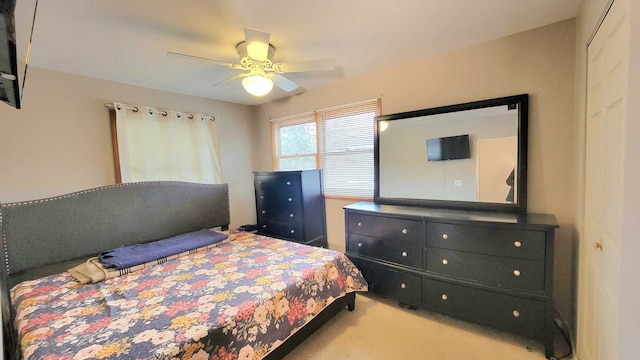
285, 293, 548, 360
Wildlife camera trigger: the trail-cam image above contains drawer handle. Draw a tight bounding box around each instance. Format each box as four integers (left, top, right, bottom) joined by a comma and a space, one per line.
402, 229, 408, 234
441, 294, 448, 301
357, 222, 362, 227
286, 181, 291, 185
290, 229, 295, 234
260, 195, 264, 199
514, 241, 522, 248
442, 259, 448, 265
289, 213, 294, 217
400, 283, 407, 289
402, 251, 408, 257
513, 310, 520, 318
262, 225, 267, 228
513, 269, 521, 277
288, 197, 292, 202
261, 210, 266, 214
258, 181, 263, 184
442, 233, 449, 240
357, 242, 363, 248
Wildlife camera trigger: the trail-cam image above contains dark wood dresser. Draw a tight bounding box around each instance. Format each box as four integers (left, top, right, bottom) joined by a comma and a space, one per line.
344, 201, 559, 358
254, 170, 327, 248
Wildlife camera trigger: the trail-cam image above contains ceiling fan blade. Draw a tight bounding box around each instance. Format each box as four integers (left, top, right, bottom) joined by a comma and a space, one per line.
268, 73, 300, 92
273, 59, 336, 73
167, 51, 245, 70
244, 27, 270, 61
212, 73, 250, 87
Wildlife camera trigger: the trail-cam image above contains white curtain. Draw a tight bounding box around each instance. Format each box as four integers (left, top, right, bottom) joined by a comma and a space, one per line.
114, 103, 223, 184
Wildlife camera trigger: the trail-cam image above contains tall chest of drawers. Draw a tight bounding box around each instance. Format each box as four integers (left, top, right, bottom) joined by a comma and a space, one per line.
345, 202, 559, 359
254, 170, 327, 248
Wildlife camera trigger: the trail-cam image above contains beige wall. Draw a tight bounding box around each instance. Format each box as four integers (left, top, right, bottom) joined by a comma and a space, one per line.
0, 67, 257, 229
256, 20, 577, 323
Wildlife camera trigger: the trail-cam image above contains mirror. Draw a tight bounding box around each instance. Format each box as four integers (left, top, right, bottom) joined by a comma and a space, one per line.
374, 94, 528, 213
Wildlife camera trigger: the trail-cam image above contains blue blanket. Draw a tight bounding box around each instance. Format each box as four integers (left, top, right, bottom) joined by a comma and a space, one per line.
98, 229, 228, 269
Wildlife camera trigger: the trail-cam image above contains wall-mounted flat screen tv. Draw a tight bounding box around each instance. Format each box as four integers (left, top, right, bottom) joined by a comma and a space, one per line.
1, 0, 37, 110
1, 0, 21, 108
426, 134, 471, 161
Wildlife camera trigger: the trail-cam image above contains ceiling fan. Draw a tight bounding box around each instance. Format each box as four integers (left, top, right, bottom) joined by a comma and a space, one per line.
168, 28, 336, 97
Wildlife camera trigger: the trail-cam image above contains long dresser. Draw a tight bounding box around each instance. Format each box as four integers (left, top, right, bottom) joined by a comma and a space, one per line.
254, 170, 327, 248
344, 201, 559, 359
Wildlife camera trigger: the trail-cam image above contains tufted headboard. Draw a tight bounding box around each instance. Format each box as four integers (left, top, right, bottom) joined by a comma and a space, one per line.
0, 181, 230, 357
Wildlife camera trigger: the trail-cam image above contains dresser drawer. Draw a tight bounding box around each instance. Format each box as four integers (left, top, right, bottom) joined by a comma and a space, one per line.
256, 200, 302, 224
348, 213, 423, 242
426, 222, 546, 261
255, 174, 301, 192
258, 221, 304, 242
422, 277, 545, 340
348, 234, 422, 269
350, 257, 421, 307
426, 248, 545, 291
255, 188, 302, 209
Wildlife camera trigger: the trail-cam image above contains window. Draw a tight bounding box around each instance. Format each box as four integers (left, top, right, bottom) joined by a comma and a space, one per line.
272, 99, 380, 198
272, 112, 317, 171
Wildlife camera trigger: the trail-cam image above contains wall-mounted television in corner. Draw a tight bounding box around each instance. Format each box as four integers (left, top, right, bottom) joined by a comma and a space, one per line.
1, 0, 21, 108
1, 0, 37, 110
426, 134, 471, 161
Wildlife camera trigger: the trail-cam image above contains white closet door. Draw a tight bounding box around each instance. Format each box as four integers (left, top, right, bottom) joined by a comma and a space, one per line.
580, 0, 628, 359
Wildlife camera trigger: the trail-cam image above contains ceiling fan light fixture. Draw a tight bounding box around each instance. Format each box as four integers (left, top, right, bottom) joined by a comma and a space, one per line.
242, 75, 274, 96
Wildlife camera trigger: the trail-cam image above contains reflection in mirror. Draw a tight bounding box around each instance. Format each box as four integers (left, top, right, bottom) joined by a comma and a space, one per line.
375, 94, 528, 213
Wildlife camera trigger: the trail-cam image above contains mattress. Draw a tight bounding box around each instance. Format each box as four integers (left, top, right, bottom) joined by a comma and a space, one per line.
11, 231, 367, 359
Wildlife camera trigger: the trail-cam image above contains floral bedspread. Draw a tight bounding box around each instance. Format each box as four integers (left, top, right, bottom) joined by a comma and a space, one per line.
11, 231, 368, 360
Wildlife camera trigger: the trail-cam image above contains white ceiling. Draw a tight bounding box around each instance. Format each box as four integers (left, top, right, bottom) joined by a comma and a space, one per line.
14, 0, 580, 106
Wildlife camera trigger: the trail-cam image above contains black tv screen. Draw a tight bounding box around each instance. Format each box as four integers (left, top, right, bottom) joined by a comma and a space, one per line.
427, 134, 471, 161
1, 0, 21, 109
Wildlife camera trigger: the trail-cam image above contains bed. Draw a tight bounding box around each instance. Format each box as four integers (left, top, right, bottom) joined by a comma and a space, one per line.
0, 182, 367, 359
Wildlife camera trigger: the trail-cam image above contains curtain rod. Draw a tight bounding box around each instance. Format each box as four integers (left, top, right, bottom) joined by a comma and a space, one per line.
104, 103, 216, 121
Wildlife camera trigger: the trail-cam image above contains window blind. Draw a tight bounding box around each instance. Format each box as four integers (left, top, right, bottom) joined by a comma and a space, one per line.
318, 99, 379, 198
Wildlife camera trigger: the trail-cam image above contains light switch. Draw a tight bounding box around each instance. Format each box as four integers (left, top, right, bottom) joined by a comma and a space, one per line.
454, 180, 462, 187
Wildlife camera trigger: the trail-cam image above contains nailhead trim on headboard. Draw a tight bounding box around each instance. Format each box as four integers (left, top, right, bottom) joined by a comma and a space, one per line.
1, 210, 8, 275
0, 181, 229, 275
1, 181, 222, 208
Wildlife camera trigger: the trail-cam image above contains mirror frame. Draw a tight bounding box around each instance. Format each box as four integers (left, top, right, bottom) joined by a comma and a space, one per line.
374, 94, 528, 213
